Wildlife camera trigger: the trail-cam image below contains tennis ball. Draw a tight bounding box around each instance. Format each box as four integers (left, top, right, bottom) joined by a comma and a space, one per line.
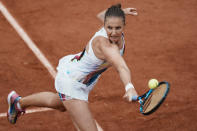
148, 79, 159, 89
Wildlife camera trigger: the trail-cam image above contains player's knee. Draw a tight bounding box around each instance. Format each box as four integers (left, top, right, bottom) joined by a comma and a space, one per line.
58, 107, 66, 112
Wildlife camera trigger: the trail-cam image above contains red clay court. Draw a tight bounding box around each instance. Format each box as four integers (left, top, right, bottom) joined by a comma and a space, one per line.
0, 0, 197, 130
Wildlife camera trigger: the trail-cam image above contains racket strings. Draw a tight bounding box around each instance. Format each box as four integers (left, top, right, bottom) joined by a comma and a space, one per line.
143, 94, 152, 112
143, 84, 167, 113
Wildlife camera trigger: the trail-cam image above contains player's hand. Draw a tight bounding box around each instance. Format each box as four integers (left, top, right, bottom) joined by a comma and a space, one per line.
123, 8, 138, 16
123, 88, 138, 102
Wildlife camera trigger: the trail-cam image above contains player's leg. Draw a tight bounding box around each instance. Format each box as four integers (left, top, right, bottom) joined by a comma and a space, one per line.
71, 119, 103, 131
19, 92, 65, 111
7, 91, 65, 124
63, 99, 103, 131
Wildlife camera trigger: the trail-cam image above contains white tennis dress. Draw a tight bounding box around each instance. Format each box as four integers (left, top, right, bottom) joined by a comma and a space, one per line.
55, 27, 125, 101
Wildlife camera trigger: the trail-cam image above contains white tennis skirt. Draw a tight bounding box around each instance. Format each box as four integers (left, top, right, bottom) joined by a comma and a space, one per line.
55, 54, 98, 101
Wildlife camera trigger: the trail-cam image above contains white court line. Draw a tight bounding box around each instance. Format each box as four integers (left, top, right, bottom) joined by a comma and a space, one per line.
0, 1, 56, 78
0, 2, 57, 118
0, 108, 53, 118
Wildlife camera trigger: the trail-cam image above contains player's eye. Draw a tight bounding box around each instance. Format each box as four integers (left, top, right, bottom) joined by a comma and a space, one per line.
115, 26, 121, 30
107, 26, 112, 30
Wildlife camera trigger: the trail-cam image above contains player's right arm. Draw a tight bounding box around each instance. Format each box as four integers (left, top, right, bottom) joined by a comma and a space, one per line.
94, 37, 138, 101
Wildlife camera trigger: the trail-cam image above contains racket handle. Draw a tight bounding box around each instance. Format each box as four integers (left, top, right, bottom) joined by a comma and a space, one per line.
131, 95, 138, 101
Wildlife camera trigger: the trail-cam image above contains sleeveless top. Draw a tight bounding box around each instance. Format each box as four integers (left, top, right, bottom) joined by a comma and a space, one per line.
57, 27, 125, 86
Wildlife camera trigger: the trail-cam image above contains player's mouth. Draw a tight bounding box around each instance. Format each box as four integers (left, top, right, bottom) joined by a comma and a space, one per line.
110, 36, 120, 42
110, 36, 120, 40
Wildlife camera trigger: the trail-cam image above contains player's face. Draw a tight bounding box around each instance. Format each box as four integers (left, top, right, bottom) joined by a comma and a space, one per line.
104, 16, 125, 43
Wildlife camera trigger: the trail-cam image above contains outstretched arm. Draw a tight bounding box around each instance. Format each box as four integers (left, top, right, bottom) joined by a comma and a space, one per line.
99, 38, 138, 101
97, 7, 138, 23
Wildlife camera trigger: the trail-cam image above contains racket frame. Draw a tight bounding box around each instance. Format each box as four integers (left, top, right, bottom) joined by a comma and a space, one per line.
137, 81, 170, 115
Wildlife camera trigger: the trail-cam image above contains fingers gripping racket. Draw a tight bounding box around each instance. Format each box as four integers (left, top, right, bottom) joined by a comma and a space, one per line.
132, 81, 170, 115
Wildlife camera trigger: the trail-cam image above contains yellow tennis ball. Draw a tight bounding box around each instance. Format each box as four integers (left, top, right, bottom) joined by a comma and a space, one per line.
148, 79, 159, 89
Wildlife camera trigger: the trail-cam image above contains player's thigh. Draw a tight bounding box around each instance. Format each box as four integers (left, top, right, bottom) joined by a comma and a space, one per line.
46, 92, 66, 111
63, 99, 97, 131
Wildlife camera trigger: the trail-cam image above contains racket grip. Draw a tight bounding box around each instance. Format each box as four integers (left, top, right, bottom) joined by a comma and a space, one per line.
131, 95, 138, 101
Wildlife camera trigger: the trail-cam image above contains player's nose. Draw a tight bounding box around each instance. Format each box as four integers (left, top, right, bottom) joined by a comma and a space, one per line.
111, 29, 116, 35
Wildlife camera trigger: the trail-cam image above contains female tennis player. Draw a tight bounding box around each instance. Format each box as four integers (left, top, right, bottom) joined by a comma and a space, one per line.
7, 4, 138, 131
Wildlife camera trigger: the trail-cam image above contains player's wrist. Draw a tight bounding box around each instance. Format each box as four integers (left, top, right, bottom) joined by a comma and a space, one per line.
125, 83, 134, 92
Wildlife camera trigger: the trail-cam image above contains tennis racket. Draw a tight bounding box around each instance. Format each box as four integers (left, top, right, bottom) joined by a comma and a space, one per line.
132, 81, 170, 115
